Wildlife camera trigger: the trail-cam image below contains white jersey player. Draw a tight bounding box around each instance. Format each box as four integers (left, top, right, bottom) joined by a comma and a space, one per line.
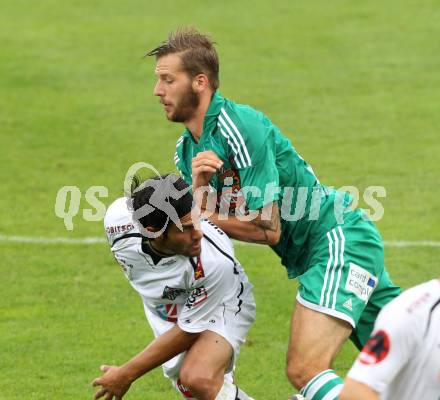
340, 278, 440, 400
92, 175, 256, 400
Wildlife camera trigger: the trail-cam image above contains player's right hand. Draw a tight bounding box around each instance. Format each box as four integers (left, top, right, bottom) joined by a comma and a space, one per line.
92, 364, 132, 400
191, 150, 223, 189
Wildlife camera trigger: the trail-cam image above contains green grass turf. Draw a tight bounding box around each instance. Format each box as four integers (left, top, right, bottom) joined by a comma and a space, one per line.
1, 0, 439, 398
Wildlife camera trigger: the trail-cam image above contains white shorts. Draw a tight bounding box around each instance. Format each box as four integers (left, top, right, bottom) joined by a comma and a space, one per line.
143, 284, 255, 380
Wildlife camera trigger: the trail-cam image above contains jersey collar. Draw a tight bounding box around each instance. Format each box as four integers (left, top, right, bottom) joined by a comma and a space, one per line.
183, 91, 225, 142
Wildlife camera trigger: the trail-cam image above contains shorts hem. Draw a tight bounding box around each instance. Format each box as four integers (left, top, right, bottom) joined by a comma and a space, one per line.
296, 293, 356, 328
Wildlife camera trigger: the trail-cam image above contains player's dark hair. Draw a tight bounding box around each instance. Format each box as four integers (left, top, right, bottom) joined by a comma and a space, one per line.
146, 26, 220, 91
131, 174, 193, 234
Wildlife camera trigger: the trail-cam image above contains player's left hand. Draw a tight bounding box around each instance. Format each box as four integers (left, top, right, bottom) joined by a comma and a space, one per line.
92, 364, 132, 400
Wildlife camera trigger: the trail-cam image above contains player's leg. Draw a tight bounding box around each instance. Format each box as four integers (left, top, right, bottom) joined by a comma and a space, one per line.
288, 216, 389, 399
179, 330, 231, 399
179, 330, 252, 400
145, 298, 255, 399
286, 302, 350, 398
172, 372, 235, 400
144, 307, 197, 397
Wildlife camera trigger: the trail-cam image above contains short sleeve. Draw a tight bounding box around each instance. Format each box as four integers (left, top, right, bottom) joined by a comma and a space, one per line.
347, 303, 418, 394
218, 106, 280, 211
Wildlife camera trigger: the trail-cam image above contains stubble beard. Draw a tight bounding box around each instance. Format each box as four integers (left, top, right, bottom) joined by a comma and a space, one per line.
168, 83, 200, 123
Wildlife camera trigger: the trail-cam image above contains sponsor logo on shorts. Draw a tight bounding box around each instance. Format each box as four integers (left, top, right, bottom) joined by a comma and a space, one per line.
162, 286, 186, 301
345, 263, 377, 302
185, 286, 208, 309
155, 303, 178, 322
359, 329, 390, 365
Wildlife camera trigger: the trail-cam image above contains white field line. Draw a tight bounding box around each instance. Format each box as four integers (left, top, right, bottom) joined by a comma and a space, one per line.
383, 240, 440, 248
0, 234, 440, 248
0, 235, 107, 245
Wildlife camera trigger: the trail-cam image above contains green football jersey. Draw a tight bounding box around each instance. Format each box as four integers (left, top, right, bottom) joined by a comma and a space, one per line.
175, 92, 353, 278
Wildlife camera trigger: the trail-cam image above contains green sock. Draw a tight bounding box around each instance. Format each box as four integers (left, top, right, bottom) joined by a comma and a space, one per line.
300, 369, 343, 400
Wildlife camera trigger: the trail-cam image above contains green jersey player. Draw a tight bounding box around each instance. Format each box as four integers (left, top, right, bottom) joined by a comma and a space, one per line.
147, 27, 400, 400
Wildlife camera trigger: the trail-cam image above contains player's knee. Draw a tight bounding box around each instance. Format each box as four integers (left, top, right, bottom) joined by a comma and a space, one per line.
286, 361, 306, 389
183, 377, 221, 399
286, 357, 326, 390
180, 367, 222, 398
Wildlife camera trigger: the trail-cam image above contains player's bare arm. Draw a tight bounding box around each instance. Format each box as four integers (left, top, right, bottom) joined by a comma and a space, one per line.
250, 201, 281, 244
208, 201, 281, 245
192, 151, 281, 246
92, 326, 198, 399
339, 378, 379, 400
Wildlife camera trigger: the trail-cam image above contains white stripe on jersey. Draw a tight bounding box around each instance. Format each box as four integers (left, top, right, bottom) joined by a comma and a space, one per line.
320, 231, 334, 306
319, 228, 346, 309
176, 136, 184, 148
174, 152, 180, 165
217, 121, 243, 169
325, 229, 340, 308
219, 108, 252, 168
331, 227, 345, 309
220, 109, 252, 167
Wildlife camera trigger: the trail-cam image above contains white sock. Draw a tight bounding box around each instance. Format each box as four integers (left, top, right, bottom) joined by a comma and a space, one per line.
215, 379, 254, 400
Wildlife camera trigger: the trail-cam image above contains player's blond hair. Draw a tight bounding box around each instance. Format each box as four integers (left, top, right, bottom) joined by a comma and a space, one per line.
147, 27, 219, 90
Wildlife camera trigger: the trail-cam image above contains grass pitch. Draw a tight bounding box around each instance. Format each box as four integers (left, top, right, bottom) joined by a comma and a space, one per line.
1, 1, 439, 398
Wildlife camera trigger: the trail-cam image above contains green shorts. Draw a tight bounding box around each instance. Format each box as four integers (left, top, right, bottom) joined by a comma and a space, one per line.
296, 211, 401, 349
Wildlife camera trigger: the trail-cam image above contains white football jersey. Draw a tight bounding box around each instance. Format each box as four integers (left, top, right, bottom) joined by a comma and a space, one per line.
347, 279, 440, 400
104, 197, 256, 382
